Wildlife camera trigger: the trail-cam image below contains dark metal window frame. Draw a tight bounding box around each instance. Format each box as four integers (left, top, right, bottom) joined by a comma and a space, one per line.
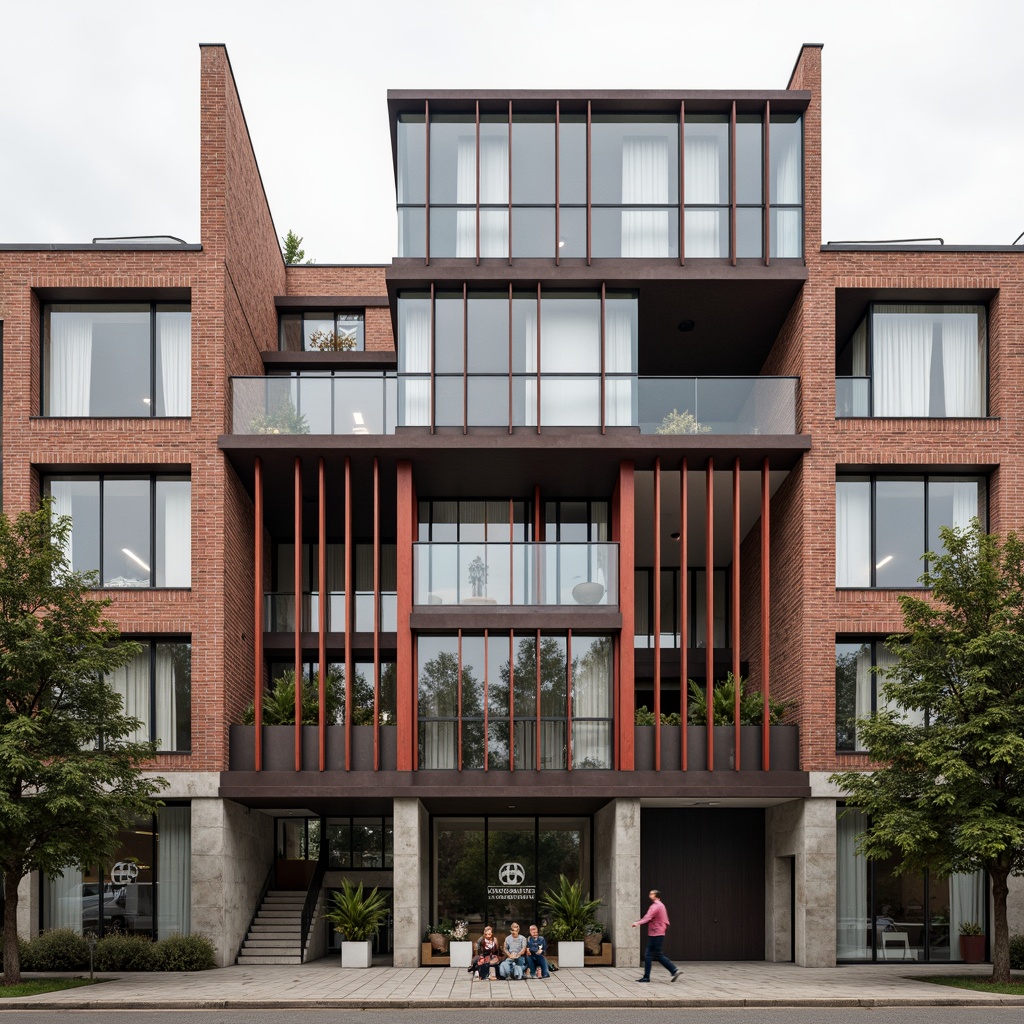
277, 309, 367, 353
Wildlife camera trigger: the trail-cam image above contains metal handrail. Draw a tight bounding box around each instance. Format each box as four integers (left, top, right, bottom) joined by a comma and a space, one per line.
299, 858, 328, 963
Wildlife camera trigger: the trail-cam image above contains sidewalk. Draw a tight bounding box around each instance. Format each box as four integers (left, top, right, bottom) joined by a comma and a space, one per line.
3, 961, 1024, 1009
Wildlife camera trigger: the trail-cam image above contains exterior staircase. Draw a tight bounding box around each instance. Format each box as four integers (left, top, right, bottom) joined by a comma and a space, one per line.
236, 890, 308, 965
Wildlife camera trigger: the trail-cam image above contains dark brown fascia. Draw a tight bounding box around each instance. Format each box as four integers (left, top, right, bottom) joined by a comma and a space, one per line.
275, 296, 389, 308
261, 351, 397, 372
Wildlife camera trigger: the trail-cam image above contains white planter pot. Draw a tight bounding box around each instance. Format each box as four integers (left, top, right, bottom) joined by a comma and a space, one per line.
449, 940, 473, 968
556, 940, 585, 968
341, 940, 373, 968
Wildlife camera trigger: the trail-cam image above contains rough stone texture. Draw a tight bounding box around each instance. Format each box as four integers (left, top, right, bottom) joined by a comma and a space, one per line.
391, 797, 427, 967
1007, 874, 1024, 937
190, 798, 273, 966
765, 797, 837, 967
595, 798, 640, 967
16, 872, 38, 940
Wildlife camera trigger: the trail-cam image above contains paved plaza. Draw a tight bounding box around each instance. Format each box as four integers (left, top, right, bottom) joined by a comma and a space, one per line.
2, 961, 1023, 1010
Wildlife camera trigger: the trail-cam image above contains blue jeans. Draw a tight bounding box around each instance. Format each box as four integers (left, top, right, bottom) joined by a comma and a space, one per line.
642, 934, 677, 978
526, 952, 549, 977
499, 956, 526, 979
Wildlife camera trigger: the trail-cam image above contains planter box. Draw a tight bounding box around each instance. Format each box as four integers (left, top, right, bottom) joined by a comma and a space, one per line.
229, 724, 398, 771
960, 934, 986, 962
421, 941, 449, 966
450, 940, 473, 968
633, 724, 799, 771
555, 940, 585, 968
584, 942, 613, 966
341, 939, 373, 968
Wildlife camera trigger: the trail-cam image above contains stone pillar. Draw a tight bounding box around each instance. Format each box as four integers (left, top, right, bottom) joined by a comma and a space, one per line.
1007, 873, 1024, 938
765, 796, 837, 967
595, 797, 641, 967
17, 872, 39, 939
392, 797, 427, 967
191, 797, 274, 967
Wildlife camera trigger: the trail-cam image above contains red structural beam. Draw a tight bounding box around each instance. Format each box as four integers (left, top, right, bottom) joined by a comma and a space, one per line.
396, 461, 415, 770
653, 457, 662, 771
762, 457, 771, 771
733, 456, 741, 771
344, 457, 353, 772
705, 458, 714, 771
680, 457, 688, 771
254, 457, 263, 772
373, 457, 381, 772
294, 458, 303, 772
616, 461, 635, 770
318, 458, 327, 772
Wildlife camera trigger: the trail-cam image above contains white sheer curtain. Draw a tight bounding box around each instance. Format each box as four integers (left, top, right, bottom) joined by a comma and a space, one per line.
872, 307, 933, 416
875, 644, 924, 728
157, 806, 191, 936
159, 481, 191, 587
772, 128, 802, 257
836, 481, 871, 587
540, 300, 600, 426
157, 312, 191, 416
50, 481, 75, 570
837, 809, 869, 957
456, 135, 476, 257
571, 640, 612, 768
109, 649, 151, 743
399, 303, 431, 426
520, 303, 538, 426
45, 867, 84, 932
951, 480, 980, 531
940, 311, 984, 416
154, 645, 179, 752
479, 134, 509, 258
850, 320, 868, 376
854, 646, 873, 751
421, 722, 456, 769
684, 135, 722, 257
621, 136, 669, 257
50, 312, 93, 415
949, 869, 986, 940
605, 305, 636, 426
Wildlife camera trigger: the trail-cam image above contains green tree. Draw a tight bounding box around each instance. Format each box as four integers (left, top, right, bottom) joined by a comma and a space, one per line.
0, 502, 166, 985
832, 520, 1024, 983
280, 229, 313, 265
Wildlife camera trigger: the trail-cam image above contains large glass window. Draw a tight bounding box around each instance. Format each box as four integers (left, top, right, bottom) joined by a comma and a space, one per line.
418, 631, 613, 771
43, 807, 191, 939
634, 568, 728, 649
836, 807, 986, 961
834, 639, 924, 753
279, 310, 365, 352
837, 304, 987, 418
433, 815, 589, 936
327, 816, 394, 869
836, 474, 984, 588
107, 640, 191, 752
43, 303, 191, 417
46, 475, 191, 588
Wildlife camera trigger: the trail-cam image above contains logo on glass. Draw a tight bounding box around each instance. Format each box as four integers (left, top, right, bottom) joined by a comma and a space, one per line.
498, 862, 526, 885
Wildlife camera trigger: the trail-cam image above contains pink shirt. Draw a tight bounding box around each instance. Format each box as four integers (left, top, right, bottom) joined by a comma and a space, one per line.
637, 899, 670, 936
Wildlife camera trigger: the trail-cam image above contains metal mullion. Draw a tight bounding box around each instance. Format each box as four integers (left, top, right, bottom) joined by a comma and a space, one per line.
344, 457, 352, 771
458, 631, 463, 771
150, 476, 156, 588
679, 461, 691, 768
555, 101, 561, 267
149, 304, 157, 417
507, 283, 513, 433
600, 283, 606, 434
483, 629, 489, 772
705, 458, 714, 771
763, 101, 771, 266
462, 283, 468, 434
732, 457, 741, 770
870, 476, 877, 587
425, 101, 431, 265
294, 458, 303, 772
507, 100, 513, 265
586, 101, 592, 265
429, 282, 436, 433
475, 101, 480, 266
729, 101, 737, 266
533, 626, 540, 771
373, 457, 380, 771
148, 642, 157, 747
653, 458, 661, 771
679, 101, 685, 266
535, 283, 542, 435
761, 456, 771, 771
318, 458, 326, 772
509, 626, 515, 772
254, 457, 264, 770
566, 631, 573, 770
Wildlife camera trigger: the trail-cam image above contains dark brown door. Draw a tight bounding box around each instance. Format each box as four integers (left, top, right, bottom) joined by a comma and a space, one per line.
640, 808, 765, 961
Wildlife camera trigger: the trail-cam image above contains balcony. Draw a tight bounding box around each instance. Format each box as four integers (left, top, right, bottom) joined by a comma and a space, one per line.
231, 375, 798, 435
414, 542, 618, 607
264, 591, 398, 633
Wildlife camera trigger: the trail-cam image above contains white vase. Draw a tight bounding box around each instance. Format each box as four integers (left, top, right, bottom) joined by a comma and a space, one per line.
341, 940, 373, 968
556, 940, 585, 968
449, 940, 473, 968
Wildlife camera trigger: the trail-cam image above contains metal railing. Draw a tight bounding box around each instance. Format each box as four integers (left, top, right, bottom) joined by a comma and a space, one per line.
263, 591, 398, 633
299, 858, 328, 964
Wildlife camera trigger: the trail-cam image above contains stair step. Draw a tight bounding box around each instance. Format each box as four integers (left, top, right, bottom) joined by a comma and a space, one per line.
237, 954, 303, 965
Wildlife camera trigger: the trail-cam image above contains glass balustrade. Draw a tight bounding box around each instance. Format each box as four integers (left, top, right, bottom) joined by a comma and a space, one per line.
836, 377, 870, 417
263, 591, 398, 632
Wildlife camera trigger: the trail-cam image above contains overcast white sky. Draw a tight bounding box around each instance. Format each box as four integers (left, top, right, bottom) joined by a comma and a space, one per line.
1, 0, 1022, 262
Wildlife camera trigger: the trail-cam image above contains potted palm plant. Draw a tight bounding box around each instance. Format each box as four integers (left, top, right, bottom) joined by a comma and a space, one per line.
541, 874, 603, 968
324, 879, 390, 968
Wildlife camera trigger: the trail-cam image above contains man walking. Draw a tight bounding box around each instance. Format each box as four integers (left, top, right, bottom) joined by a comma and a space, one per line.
631, 889, 680, 982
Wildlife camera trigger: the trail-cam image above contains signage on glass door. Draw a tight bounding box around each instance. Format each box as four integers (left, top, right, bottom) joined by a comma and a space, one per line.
487, 862, 535, 900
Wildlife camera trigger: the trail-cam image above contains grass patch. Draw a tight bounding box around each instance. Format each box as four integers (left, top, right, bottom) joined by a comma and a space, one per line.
919, 974, 1024, 996
0, 977, 103, 998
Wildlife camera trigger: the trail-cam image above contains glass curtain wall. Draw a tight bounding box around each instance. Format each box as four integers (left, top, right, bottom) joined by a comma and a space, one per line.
836, 807, 987, 961
433, 815, 589, 936
417, 631, 613, 770
396, 290, 638, 429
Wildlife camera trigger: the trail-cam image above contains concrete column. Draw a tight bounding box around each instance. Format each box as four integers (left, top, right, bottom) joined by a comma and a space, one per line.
191, 797, 274, 967
1007, 874, 1024, 937
17, 872, 39, 940
765, 796, 837, 967
392, 797, 427, 967
595, 797, 641, 967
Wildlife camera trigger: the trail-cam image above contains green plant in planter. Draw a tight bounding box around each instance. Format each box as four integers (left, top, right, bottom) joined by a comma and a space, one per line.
540, 874, 602, 942
656, 408, 712, 435
325, 879, 390, 942
241, 668, 344, 725
307, 328, 358, 352
634, 705, 682, 726
249, 400, 310, 435
686, 672, 790, 726
959, 921, 984, 936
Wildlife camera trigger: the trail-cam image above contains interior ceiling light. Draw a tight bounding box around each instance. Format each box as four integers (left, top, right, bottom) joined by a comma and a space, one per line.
875, 554, 893, 569
677, 319, 696, 332
670, 532, 681, 541
122, 548, 151, 573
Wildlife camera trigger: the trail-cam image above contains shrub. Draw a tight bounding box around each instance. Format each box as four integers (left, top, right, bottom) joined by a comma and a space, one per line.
1009, 933, 1024, 971
17, 937, 36, 972
93, 933, 160, 971
156, 932, 217, 971
26, 928, 89, 971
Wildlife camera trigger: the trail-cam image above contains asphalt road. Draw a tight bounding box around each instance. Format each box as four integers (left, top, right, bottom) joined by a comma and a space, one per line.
2, 1011, 1024, 1024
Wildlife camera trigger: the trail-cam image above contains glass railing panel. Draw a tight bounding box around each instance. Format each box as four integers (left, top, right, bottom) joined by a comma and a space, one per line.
639, 378, 697, 434
264, 592, 313, 632
264, 591, 395, 632
836, 377, 870, 417
638, 377, 796, 434
414, 543, 617, 607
